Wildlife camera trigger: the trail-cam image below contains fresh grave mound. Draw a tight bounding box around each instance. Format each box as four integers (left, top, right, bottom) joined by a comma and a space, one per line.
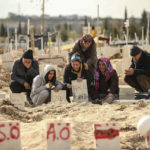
0, 100, 44, 122
0, 68, 10, 88
0, 99, 149, 150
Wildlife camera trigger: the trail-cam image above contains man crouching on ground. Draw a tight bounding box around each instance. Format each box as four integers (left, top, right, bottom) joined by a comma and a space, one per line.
124, 46, 150, 93
10, 49, 39, 104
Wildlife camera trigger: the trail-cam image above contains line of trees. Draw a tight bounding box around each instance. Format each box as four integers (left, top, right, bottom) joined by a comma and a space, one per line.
0, 21, 28, 37
102, 9, 149, 40
0, 9, 149, 41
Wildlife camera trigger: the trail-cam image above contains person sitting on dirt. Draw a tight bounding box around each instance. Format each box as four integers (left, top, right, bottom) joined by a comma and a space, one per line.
69, 34, 97, 74
10, 49, 39, 104
30, 65, 63, 107
64, 53, 95, 102
93, 57, 119, 104
124, 46, 150, 93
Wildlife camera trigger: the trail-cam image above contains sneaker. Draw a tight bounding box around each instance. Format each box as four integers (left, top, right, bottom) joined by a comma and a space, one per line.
135, 92, 149, 100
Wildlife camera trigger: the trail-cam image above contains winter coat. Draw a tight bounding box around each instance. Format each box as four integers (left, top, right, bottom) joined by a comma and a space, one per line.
11, 58, 39, 85
94, 58, 119, 99
130, 50, 150, 76
69, 41, 97, 73
95, 70, 119, 95
64, 63, 94, 87
64, 63, 95, 100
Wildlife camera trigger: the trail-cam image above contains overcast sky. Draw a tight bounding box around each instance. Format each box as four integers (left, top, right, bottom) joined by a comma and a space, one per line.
0, 0, 150, 19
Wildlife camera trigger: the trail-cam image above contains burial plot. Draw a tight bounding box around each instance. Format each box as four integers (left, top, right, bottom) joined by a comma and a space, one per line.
72, 79, 88, 102
100, 46, 120, 58
2, 52, 14, 71
0, 91, 7, 100
10, 93, 26, 110
94, 123, 120, 150
119, 85, 135, 99
51, 90, 67, 103
47, 122, 71, 150
49, 57, 66, 65
0, 121, 21, 150
38, 55, 66, 65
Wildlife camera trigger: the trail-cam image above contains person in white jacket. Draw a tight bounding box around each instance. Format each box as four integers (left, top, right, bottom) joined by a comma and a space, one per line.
30, 65, 63, 106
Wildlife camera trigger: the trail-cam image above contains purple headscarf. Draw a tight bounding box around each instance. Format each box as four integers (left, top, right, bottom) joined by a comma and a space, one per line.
96, 57, 114, 73
94, 57, 115, 93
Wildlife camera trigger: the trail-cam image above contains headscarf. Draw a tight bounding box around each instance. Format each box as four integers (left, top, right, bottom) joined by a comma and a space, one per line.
42, 65, 56, 85
79, 34, 94, 51
71, 53, 83, 77
94, 57, 115, 93
71, 52, 82, 63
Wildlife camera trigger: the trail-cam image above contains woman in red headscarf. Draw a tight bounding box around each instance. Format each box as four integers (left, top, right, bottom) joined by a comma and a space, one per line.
69, 34, 97, 74
93, 57, 119, 104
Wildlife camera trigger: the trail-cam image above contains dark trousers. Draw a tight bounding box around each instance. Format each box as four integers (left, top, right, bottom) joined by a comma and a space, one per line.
124, 74, 150, 92
87, 85, 95, 100
9, 81, 31, 99
66, 88, 72, 103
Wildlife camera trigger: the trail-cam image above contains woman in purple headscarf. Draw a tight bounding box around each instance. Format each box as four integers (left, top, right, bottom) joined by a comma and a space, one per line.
93, 57, 119, 104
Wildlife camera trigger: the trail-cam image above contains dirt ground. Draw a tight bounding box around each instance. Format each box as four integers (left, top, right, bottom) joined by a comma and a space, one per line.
0, 56, 149, 150
0, 98, 149, 150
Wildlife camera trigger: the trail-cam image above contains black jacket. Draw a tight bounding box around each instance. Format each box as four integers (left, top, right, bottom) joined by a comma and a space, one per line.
64, 64, 94, 87
98, 70, 119, 95
130, 51, 150, 76
11, 58, 39, 85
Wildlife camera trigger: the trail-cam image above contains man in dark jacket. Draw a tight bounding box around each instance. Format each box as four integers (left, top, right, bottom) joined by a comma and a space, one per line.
10, 49, 39, 102
124, 46, 150, 92
69, 34, 97, 74
64, 53, 95, 102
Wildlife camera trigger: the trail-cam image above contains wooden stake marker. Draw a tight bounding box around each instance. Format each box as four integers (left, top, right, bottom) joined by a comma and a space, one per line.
51, 90, 66, 103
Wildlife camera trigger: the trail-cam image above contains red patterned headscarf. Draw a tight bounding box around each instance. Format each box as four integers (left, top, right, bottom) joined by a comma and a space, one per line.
94, 58, 115, 93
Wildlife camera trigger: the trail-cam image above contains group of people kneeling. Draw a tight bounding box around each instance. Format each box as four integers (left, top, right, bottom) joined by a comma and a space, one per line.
10, 34, 150, 107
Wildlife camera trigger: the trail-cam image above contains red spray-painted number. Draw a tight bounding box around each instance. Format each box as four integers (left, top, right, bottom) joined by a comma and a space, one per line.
10, 125, 20, 140
0, 123, 20, 143
59, 127, 70, 141
0, 124, 6, 143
